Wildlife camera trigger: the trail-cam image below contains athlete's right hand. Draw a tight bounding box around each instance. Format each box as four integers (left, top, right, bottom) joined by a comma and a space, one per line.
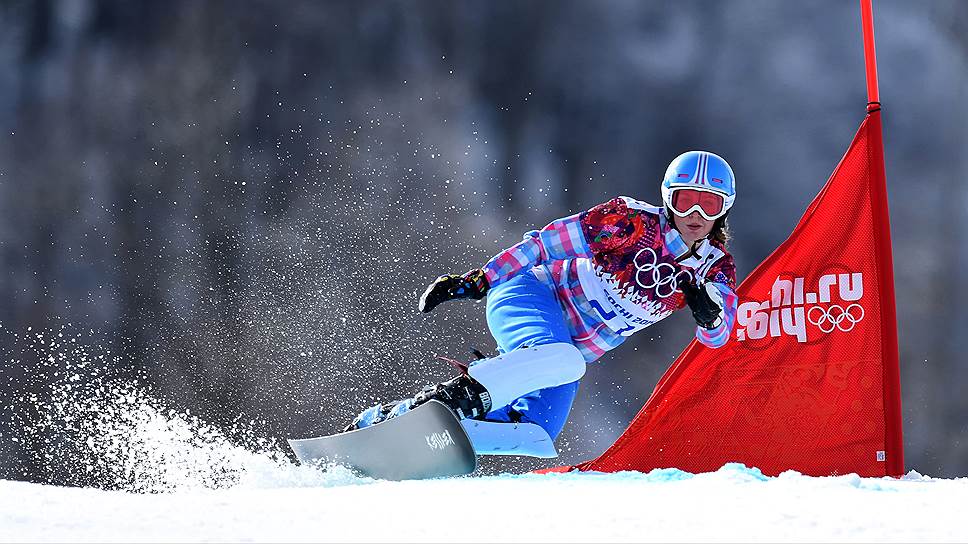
418, 269, 490, 313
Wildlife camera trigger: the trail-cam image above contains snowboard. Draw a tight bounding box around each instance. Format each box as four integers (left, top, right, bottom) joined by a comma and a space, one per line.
288, 400, 477, 481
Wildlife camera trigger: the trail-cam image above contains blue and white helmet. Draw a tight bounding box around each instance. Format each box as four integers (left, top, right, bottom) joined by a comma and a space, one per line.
660, 150, 736, 217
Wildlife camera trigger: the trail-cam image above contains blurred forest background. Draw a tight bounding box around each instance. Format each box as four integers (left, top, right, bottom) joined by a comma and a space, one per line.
0, 0, 966, 483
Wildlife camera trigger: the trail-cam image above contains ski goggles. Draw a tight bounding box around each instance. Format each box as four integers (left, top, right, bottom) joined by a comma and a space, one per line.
669, 187, 727, 220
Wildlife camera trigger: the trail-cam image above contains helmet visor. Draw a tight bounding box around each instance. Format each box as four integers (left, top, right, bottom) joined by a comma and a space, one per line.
670, 188, 726, 220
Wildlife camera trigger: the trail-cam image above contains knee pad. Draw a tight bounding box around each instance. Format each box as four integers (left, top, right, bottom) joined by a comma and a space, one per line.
467, 343, 585, 411
460, 419, 558, 458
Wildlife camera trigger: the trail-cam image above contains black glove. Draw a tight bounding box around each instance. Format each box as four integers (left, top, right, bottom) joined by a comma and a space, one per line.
418, 269, 489, 313
679, 279, 723, 329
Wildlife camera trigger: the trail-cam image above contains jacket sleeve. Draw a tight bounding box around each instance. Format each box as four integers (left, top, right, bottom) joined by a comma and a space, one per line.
695, 253, 739, 348
482, 197, 649, 288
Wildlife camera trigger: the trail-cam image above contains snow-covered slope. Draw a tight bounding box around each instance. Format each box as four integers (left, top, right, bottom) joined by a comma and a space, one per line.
2, 336, 964, 542
2, 463, 966, 543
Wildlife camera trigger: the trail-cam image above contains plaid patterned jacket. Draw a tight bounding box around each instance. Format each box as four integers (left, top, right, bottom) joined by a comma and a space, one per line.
482, 196, 738, 363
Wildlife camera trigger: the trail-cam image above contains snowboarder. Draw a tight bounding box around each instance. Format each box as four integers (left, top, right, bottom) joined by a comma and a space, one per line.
345, 150, 738, 457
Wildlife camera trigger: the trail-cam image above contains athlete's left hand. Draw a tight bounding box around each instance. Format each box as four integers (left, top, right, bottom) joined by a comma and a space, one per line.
680, 280, 724, 329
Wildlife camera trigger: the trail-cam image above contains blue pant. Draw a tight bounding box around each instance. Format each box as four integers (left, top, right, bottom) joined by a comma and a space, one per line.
484, 269, 580, 439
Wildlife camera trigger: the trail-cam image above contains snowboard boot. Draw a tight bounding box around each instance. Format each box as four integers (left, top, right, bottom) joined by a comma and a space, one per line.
342, 398, 415, 432
343, 374, 492, 432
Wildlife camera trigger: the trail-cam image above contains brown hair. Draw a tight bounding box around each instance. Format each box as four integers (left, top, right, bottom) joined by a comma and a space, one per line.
710, 215, 730, 246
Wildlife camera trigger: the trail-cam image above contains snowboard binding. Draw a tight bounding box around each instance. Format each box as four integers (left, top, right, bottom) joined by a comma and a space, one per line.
344, 351, 493, 433
413, 374, 492, 421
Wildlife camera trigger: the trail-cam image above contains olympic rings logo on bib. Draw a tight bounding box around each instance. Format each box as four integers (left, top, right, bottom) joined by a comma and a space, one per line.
633, 247, 692, 299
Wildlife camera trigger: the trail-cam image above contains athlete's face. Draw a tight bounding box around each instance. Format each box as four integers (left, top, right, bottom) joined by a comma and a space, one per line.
673, 210, 714, 246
